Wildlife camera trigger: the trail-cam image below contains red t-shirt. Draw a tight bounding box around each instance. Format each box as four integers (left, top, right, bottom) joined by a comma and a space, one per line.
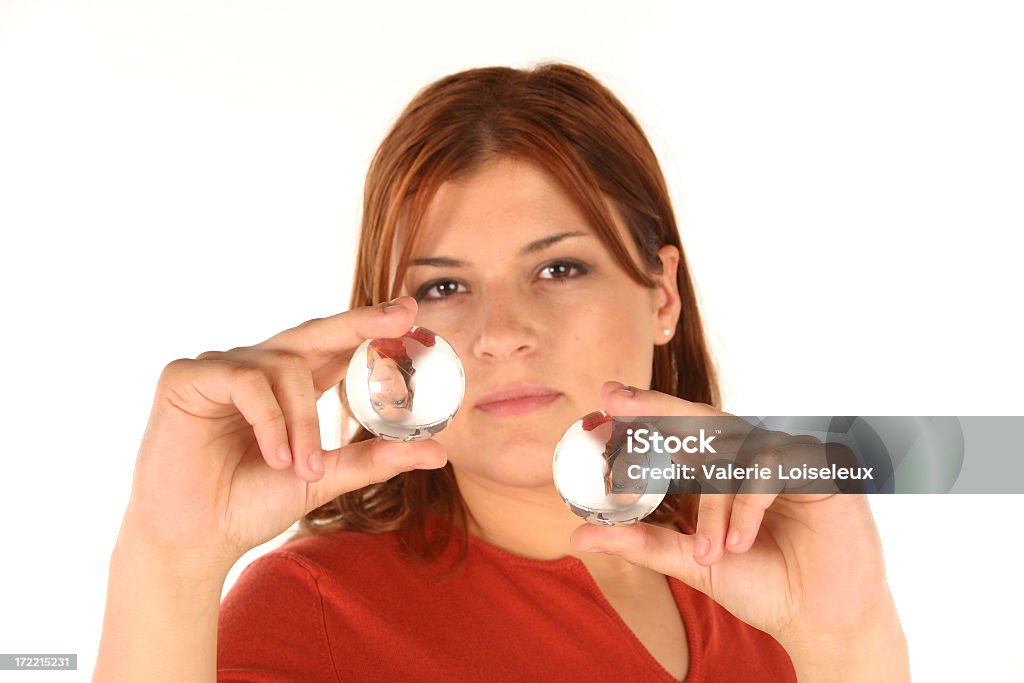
217, 521, 796, 682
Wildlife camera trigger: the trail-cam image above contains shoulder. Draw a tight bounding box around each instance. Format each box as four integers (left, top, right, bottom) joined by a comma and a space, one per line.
219, 527, 460, 657
219, 535, 393, 682
226, 527, 448, 609
218, 530, 416, 671
237, 528, 415, 589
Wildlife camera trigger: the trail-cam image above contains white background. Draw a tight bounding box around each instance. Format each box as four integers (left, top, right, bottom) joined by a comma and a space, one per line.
1, 1, 1023, 680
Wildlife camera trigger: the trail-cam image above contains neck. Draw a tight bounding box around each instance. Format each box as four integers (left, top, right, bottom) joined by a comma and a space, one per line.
451, 467, 669, 585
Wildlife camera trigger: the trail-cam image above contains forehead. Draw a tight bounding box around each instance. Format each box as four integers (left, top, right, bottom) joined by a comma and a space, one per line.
390, 157, 636, 284
416, 157, 590, 252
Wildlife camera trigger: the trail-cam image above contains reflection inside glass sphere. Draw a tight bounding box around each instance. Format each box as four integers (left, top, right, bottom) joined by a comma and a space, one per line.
345, 326, 465, 441
552, 411, 670, 525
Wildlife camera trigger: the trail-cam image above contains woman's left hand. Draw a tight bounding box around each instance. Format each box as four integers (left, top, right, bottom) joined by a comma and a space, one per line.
569, 381, 909, 680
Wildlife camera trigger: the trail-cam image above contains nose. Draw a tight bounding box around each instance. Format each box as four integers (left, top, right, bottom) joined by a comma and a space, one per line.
471, 290, 538, 362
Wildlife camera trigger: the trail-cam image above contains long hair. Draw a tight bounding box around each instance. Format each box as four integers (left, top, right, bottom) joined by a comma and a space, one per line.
285, 62, 719, 563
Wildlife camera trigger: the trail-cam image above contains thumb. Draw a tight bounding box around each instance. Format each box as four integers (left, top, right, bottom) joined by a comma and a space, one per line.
306, 438, 448, 511
569, 522, 712, 597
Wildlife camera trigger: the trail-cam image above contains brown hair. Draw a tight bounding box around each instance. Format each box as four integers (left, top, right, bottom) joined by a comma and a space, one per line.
285, 62, 719, 562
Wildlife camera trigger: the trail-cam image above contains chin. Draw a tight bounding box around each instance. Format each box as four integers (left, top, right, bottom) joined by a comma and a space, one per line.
450, 435, 559, 486
481, 465, 558, 490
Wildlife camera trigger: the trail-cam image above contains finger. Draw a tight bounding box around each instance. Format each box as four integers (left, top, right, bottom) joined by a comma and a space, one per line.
725, 493, 778, 554
160, 358, 293, 469
228, 365, 295, 470
267, 358, 325, 482
261, 296, 418, 366
721, 446, 783, 553
569, 522, 712, 597
694, 493, 735, 566
306, 438, 448, 511
600, 380, 727, 419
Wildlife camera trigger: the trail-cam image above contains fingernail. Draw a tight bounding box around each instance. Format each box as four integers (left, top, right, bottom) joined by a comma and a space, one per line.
308, 451, 324, 474
613, 385, 636, 397
582, 546, 609, 554
694, 536, 710, 557
414, 461, 441, 470
383, 303, 405, 314
727, 529, 742, 548
277, 445, 292, 464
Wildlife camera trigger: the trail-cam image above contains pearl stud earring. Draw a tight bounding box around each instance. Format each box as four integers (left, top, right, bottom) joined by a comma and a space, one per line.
663, 328, 671, 336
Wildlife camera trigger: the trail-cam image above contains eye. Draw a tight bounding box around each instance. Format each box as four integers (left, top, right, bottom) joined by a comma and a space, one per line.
414, 260, 588, 301
415, 279, 466, 302
538, 260, 588, 282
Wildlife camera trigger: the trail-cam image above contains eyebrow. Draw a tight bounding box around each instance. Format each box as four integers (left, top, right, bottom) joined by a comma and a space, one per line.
409, 230, 588, 268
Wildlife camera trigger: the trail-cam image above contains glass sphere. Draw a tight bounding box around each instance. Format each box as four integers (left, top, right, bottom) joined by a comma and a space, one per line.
552, 411, 671, 525
345, 326, 465, 441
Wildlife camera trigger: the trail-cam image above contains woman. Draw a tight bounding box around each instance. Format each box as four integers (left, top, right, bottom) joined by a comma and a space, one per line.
94, 63, 909, 682
365, 336, 418, 420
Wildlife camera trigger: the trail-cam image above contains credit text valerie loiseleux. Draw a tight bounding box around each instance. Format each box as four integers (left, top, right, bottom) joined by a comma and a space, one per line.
623, 428, 874, 482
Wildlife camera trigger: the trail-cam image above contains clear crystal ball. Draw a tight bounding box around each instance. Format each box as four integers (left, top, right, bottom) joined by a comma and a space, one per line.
552, 411, 670, 525
345, 326, 465, 441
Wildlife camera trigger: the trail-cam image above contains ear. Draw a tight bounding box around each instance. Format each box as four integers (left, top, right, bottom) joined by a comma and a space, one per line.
651, 245, 681, 346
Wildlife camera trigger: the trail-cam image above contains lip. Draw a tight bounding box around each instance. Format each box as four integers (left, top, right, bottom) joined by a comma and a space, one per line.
475, 384, 562, 417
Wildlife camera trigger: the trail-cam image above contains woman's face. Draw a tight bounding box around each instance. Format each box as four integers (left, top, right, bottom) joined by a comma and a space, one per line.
367, 354, 411, 422
394, 157, 679, 490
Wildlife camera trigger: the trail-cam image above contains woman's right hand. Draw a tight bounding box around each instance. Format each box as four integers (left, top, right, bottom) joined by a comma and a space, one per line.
117, 295, 445, 574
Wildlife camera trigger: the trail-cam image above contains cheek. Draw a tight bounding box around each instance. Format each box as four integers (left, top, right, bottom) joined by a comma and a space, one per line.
557, 298, 652, 380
